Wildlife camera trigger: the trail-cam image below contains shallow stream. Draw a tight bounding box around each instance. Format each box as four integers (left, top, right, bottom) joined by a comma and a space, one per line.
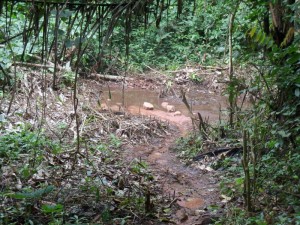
100, 86, 232, 224
103, 87, 228, 122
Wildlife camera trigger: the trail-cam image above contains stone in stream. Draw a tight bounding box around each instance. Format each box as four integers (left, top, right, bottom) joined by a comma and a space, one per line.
143, 102, 154, 110
161, 102, 176, 113
174, 111, 182, 116
161, 102, 169, 109
166, 105, 175, 112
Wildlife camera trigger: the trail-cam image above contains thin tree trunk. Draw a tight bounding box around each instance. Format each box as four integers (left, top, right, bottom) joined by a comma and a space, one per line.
228, 1, 241, 127
242, 130, 251, 211
228, 12, 235, 127
53, 4, 59, 90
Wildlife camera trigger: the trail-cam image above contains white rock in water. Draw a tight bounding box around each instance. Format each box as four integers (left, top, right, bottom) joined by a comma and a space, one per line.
161, 102, 169, 109
174, 111, 181, 116
143, 102, 154, 110
167, 105, 175, 112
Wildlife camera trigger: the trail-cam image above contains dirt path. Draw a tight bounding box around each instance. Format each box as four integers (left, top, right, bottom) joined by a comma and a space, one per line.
123, 107, 221, 224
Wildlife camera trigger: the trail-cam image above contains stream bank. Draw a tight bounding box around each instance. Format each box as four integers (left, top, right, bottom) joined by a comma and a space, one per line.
102, 78, 227, 224
0, 67, 229, 224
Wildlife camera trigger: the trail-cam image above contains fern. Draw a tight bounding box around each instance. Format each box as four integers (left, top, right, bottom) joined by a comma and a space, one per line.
248, 26, 275, 49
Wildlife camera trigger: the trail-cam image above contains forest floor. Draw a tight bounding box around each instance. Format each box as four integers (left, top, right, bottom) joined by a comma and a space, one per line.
104, 68, 229, 224
0, 65, 239, 224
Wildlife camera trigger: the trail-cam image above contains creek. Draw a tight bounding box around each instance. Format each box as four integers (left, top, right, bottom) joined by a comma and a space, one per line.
103, 87, 228, 122
103, 86, 227, 224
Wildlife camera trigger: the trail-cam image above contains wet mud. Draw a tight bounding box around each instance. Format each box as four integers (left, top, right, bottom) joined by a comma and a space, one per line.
104, 87, 224, 224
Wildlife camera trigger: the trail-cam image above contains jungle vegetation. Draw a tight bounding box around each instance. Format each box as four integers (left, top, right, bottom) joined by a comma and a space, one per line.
0, 0, 299, 224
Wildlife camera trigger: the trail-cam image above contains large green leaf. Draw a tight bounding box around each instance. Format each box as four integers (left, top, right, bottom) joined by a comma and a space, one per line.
11, 185, 55, 200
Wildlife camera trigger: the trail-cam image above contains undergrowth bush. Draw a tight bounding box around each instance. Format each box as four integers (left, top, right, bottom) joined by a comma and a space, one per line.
0, 124, 61, 160
172, 134, 203, 159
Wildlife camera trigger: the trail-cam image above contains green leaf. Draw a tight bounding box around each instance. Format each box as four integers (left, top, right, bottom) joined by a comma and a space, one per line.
65, 40, 74, 48
0, 114, 5, 122
42, 204, 63, 213
287, 53, 300, 64
216, 46, 225, 53
255, 30, 263, 42
58, 29, 65, 36
235, 177, 244, 185
249, 26, 257, 38
60, 10, 73, 18
295, 88, 300, 97
278, 130, 290, 138
11, 185, 55, 199
259, 33, 266, 45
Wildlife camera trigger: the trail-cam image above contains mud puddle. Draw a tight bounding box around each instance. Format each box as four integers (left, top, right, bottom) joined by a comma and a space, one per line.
103, 87, 228, 122
104, 87, 223, 224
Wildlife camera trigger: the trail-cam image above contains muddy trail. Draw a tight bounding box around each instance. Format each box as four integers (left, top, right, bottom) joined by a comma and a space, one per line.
0, 67, 242, 225
105, 87, 226, 224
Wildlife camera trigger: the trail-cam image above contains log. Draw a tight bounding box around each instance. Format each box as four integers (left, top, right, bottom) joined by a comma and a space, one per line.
193, 147, 242, 161
167, 66, 228, 73
92, 73, 133, 81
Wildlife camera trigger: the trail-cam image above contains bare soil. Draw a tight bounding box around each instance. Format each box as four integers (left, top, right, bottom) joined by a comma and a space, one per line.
105, 74, 226, 224
122, 112, 223, 224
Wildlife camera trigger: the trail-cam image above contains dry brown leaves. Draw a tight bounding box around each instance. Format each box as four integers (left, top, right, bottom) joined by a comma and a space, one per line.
0, 67, 175, 224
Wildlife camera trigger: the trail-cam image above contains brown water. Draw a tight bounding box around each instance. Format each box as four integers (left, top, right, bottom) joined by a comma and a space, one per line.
103, 87, 228, 121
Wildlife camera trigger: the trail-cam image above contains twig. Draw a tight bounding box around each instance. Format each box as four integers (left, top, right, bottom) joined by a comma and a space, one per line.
167, 197, 179, 208
144, 64, 166, 77
92, 73, 133, 81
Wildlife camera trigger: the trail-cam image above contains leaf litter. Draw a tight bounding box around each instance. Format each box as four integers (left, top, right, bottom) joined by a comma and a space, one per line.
0, 67, 175, 224
0, 65, 229, 224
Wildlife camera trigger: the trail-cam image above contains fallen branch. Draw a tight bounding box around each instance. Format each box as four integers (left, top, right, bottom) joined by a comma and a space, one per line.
31, 55, 63, 70
193, 147, 242, 161
144, 64, 166, 77
92, 73, 133, 81
166, 68, 200, 73
199, 65, 228, 70
14, 61, 63, 70
167, 66, 227, 73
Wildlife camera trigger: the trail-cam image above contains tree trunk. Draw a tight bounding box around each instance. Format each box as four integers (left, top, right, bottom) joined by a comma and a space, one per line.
0, 0, 3, 15
228, 6, 238, 127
